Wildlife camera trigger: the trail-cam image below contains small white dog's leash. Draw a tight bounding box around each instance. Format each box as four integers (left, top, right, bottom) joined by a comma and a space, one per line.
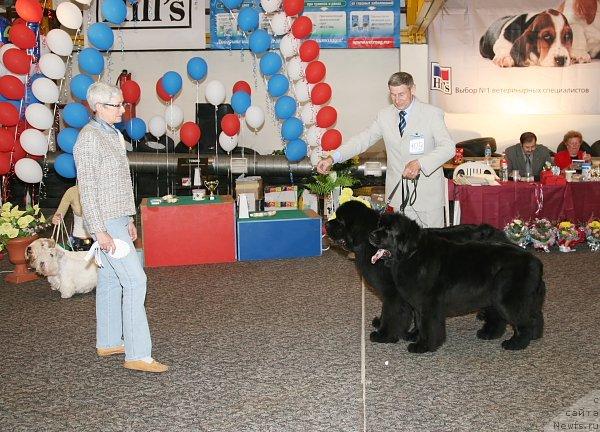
84, 239, 131, 267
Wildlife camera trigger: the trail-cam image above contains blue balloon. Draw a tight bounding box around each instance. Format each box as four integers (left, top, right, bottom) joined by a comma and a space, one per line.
57, 128, 79, 153
237, 7, 259, 32
222, 0, 243, 10
63, 103, 90, 129
54, 153, 77, 179
125, 117, 147, 140
274, 95, 297, 120
70, 74, 94, 101
249, 29, 271, 54
187, 57, 207, 81
259, 52, 282, 76
231, 91, 251, 115
162, 71, 182, 96
281, 117, 303, 141
101, 0, 127, 25
78, 48, 104, 75
267, 74, 289, 97
87, 22, 114, 51
285, 139, 307, 163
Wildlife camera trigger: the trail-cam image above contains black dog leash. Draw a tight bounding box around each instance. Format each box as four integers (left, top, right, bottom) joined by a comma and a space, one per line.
383, 176, 419, 214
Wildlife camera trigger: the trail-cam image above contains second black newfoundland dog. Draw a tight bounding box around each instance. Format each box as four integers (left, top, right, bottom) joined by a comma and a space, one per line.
370, 212, 546, 353
325, 201, 510, 345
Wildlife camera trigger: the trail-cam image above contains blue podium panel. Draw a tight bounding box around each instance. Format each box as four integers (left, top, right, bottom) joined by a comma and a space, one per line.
237, 209, 322, 261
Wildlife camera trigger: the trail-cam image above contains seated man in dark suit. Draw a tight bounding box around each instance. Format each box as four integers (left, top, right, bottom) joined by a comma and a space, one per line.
505, 132, 553, 180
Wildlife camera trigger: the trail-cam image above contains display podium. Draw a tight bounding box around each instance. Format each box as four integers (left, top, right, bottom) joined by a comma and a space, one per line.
140, 196, 236, 267
237, 209, 322, 261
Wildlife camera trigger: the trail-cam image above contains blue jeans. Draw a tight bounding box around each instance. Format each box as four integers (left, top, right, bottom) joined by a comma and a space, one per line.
96, 216, 152, 361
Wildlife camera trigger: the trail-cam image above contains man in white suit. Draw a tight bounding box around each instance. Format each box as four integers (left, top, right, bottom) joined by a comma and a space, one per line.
317, 72, 455, 228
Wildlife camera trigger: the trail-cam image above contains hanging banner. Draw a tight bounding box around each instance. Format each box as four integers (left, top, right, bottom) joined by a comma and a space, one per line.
86, 0, 206, 51
210, 0, 400, 49
428, 0, 600, 114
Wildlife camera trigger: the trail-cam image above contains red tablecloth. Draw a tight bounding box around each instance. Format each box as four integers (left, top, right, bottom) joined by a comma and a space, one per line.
452, 181, 600, 228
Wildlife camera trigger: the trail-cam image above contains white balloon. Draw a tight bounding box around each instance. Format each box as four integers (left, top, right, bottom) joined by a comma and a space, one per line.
279, 33, 300, 58
25, 104, 54, 130
306, 125, 325, 147
270, 12, 293, 36
164, 105, 184, 129
32, 77, 59, 104
148, 115, 167, 138
245, 105, 265, 130
39, 53, 66, 80
45, 29, 74, 57
287, 56, 306, 81
219, 131, 238, 152
14, 158, 43, 184
74, 0, 92, 5
294, 80, 312, 103
300, 103, 317, 126
20, 129, 49, 156
205, 80, 226, 106
56, 2, 83, 30
260, 0, 282, 13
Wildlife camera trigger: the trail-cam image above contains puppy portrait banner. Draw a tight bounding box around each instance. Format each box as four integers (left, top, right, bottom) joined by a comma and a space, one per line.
428, 0, 600, 114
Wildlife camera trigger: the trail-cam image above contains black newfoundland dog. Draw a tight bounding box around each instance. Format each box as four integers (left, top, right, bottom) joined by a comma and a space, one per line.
369, 212, 546, 353
325, 201, 510, 344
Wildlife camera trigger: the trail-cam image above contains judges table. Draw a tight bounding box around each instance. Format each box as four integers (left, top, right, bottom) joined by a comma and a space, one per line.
452, 181, 600, 228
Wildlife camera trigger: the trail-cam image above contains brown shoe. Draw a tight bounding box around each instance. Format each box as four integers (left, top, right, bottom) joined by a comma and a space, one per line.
97, 345, 125, 357
123, 359, 169, 373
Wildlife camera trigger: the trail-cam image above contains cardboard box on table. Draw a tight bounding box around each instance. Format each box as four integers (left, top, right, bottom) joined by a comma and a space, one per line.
140, 196, 236, 267
264, 185, 298, 211
237, 209, 322, 261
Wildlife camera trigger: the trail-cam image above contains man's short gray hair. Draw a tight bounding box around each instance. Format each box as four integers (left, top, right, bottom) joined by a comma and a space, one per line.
388, 72, 414, 87
86, 82, 122, 111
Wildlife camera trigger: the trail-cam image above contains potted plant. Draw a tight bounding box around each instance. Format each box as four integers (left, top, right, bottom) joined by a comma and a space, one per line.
0, 202, 50, 283
304, 160, 359, 219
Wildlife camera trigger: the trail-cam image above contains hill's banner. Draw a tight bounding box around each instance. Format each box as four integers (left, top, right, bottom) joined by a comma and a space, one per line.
210, 0, 400, 49
428, 0, 600, 114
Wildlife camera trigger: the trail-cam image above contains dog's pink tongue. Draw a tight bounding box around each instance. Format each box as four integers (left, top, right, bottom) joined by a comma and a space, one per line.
371, 249, 391, 264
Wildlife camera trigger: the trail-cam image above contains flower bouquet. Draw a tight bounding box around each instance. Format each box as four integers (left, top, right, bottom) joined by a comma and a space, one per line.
556, 221, 585, 252
0, 202, 49, 251
504, 218, 529, 248
585, 219, 600, 252
528, 218, 556, 252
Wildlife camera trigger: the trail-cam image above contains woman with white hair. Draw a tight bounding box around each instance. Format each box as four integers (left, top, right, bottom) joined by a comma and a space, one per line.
73, 82, 168, 373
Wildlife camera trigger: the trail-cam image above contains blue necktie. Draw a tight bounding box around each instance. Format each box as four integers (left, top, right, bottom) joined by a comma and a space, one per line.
399, 110, 406, 137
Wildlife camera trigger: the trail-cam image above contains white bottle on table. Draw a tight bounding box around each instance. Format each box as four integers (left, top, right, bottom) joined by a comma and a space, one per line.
484, 143, 492, 165
500, 153, 509, 182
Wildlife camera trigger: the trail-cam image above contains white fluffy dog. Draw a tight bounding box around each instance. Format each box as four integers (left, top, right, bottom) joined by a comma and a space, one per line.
26, 238, 98, 299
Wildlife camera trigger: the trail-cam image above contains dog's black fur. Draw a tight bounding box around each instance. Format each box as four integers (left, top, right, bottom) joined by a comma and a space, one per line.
369, 212, 546, 353
325, 201, 511, 344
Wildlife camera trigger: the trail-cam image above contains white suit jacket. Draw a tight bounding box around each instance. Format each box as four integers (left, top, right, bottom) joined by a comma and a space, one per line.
336, 98, 456, 212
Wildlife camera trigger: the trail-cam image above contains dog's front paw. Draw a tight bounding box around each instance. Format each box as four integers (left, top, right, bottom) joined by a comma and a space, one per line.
501, 337, 530, 351
493, 54, 515, 67
371, 316, 381, 329
571, 50, 591, 64
407, 342, 430, 353
402, 328, 418, 342
370, 330, 399, 343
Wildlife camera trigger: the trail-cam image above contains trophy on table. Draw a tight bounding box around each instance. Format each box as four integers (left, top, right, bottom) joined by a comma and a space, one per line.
204, 179, 219, 200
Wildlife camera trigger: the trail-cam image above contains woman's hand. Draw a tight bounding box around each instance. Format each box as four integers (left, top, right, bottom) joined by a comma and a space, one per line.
52, 213, 62, 225
96, 232, 116, 254
128, 221, 137, 241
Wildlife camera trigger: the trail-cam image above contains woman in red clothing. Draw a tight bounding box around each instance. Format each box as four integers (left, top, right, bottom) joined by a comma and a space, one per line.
554, 130, 592, 170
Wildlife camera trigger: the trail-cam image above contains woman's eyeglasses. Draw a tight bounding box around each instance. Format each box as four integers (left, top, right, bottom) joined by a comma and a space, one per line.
103, 102, 124, 108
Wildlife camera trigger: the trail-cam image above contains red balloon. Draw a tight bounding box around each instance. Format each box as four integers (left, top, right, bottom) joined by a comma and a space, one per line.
9, 23, 36, 49
15, 0, 43, 23
121, 80, 141, 104
321, 128, 342, 151
311, 82, 332, 105
283, 0, 304, 16
232, 81, 251, 95
316, 106, 337, 128
0, 152, 11, 175
3, 48, 32, 75
0, 75, 26, 100
291, 16, 313, 39
0, 102, 20, 127
0, 128, 16, 152
12, 138, 26, 162
305, 61, 326, 84
180, 121, 202, 148
156, 79, 172, 102
299, 39, 319, 62
221, 113, 240, 137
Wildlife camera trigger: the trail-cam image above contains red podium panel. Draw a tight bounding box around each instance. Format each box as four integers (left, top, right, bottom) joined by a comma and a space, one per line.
140, 196, 236, 267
